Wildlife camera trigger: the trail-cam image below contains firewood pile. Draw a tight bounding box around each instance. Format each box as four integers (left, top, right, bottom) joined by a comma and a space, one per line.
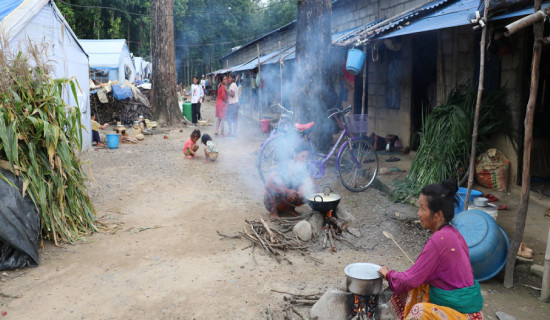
90, 88, 153, 124
217, 218, 322, 265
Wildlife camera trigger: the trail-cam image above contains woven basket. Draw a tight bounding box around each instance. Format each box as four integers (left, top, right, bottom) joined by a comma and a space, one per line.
346, 114, 368, 134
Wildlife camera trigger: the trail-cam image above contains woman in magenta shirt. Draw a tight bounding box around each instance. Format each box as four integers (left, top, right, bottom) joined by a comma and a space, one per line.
378, 180, 484, 320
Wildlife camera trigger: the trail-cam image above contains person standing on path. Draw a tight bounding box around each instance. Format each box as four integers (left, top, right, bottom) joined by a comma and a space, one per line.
226, 73, 240, 137
190, 76, 204, 125
215, 75, 228, 136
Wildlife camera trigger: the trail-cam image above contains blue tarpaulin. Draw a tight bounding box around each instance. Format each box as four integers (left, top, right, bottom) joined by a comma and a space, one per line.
111, 85, 133, 100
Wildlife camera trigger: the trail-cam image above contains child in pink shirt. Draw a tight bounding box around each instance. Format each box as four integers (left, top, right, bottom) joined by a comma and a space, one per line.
183, 129, 201, 159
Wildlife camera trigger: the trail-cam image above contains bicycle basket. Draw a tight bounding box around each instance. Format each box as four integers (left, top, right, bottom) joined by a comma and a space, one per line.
346, 114, 368, 133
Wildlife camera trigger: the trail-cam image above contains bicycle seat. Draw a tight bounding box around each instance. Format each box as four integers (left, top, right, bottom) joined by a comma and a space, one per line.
295, 122, 314, 132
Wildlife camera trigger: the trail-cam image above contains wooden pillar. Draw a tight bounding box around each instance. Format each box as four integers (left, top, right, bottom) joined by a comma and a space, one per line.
257, 43, 262, 120
279, 41, 283, 105
503, 0, 544, 288
464, 0, 490, 209
361, 45, 367, 115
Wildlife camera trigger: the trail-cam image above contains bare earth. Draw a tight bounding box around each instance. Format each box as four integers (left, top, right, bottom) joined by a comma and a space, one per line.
1, 101, 548, 319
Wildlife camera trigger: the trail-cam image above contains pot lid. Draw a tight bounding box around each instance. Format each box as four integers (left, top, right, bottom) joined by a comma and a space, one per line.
344, 263, 381, 280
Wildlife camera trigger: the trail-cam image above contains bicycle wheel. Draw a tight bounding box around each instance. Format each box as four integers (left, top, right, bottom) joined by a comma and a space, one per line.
337, 137, 378, 192
257, 135, 294, 183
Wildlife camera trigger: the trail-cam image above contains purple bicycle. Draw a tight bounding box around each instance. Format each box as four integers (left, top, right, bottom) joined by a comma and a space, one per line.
257, 104, 378, 192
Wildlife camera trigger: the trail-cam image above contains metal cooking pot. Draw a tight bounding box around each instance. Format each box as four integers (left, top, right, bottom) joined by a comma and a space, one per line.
345, 263, 383, 296
306, 186, 341, 212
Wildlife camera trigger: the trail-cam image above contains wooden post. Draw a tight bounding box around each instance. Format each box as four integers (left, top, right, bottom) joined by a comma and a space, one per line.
257, 43, 263, 121
542, 226, 550, 300
361, 45, 367, 115
503, 0, 544, 288
279, 41, 283, 106
464, 0, 490, 209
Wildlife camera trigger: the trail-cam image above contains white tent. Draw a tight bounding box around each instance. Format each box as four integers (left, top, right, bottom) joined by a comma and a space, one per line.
0, 0, 92, 150
133, 56, 144, 80
80, 39, 136, 84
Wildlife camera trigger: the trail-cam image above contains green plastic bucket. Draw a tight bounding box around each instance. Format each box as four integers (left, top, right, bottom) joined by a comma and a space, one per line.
182, 102, 192, 121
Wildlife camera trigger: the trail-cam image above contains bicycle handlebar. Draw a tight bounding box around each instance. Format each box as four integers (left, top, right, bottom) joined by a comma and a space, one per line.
328, 106, 352, 119
271, 103, 293, 115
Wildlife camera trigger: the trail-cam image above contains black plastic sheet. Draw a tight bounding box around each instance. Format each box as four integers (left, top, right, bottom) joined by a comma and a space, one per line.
478, 0, 533, 15
0, 169, 40, 270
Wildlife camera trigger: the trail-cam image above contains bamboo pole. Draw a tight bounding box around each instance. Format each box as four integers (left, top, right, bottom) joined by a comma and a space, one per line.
361, 45, 367, 115
279, 41, 283, 106
257, 43, 263, 121
541, 226, 550, 300
464, 0, 490, 209
504, 8, 548, 36
503, 0, 544, 288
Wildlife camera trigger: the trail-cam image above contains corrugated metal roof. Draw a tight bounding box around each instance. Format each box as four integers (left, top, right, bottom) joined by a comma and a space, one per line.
0, 0, 24, 21
377, 0, 550, 39
378, 0, 478, 39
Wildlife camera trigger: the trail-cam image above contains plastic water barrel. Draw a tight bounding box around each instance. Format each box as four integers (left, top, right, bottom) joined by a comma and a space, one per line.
260, 119, 271, 133
455, 187, 482, 215
106, 134, 120, 149
182, 102, 192, 121
346, 49, 366, 75
451, 209, 509, 281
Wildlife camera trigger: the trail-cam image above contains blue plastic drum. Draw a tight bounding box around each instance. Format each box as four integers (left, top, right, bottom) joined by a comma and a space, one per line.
454, 187, 482, 215
451, 209, 509, 281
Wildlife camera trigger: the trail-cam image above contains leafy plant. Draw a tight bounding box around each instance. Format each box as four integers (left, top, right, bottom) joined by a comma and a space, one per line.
0, 41, 97, 244
392, 84, 516, 202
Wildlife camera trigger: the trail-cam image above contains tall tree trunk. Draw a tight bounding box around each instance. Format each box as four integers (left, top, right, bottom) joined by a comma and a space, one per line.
292, 0, 333, 151
151, 0, 183, 126
503, 0, 543, 288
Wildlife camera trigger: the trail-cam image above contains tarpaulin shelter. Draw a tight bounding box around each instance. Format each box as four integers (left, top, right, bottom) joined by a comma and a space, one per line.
0, 0, 92, 151
80, 39, 136, 84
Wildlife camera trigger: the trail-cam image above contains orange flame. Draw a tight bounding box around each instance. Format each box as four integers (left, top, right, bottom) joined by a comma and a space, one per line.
327, 210, 333, 218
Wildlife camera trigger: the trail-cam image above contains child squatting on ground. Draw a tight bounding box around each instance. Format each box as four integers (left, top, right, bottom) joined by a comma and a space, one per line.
183, 129, 201, 159
201, 134, 219, 161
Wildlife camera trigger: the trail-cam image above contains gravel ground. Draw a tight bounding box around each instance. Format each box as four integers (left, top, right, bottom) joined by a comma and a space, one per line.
0, 101, 548, 319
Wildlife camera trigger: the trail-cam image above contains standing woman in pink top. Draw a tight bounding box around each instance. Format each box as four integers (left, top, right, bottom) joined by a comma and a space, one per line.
215, 75, 228, 136
378, 180, 484, 320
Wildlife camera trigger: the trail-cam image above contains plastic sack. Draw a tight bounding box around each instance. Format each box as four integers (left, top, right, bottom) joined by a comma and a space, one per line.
478, 0, 532, 15
0, 169, 40, 270
475, 149, 510, 192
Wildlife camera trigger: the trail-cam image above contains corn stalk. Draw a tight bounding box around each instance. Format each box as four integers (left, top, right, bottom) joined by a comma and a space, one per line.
0, 40, 96, 244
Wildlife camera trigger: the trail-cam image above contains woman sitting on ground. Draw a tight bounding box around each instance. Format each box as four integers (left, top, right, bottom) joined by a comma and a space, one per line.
378, 180, 484, 320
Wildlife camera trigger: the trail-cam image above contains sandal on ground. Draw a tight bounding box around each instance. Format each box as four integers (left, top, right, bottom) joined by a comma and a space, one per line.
390, 166, 406, 172
386, 156, 400, 162
484, 194, 499, 202
498, 204, 507, 210
517, 242, 533, 259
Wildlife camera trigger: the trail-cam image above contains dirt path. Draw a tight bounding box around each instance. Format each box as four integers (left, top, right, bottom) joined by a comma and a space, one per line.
1, 101, 549, 319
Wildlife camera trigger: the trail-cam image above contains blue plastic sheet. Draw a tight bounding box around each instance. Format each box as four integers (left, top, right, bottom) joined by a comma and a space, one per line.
111, 85, 133, 100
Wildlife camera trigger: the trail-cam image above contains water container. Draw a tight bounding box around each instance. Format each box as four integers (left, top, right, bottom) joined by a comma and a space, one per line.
346, 49, 366, 75
468, 203, 498, 221
451, 210, 509, 281
455, 187, 482, 215
106, 134, 120, 149
182, 102, 192, 121
260, 119, 271, 133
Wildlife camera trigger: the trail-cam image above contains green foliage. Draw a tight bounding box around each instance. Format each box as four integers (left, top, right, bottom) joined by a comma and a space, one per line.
55, 0, 297, 79
0, 43, 97, 244
392, 84, 516, 202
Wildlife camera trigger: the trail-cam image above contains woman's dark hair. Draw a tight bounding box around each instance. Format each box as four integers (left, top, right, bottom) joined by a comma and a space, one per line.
191, 129, 201, 139
421, 180, 458, 223
201, 133, 212, 145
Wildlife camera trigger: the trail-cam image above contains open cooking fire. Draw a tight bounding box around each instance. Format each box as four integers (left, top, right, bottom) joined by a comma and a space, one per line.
351, 294, 378, 320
